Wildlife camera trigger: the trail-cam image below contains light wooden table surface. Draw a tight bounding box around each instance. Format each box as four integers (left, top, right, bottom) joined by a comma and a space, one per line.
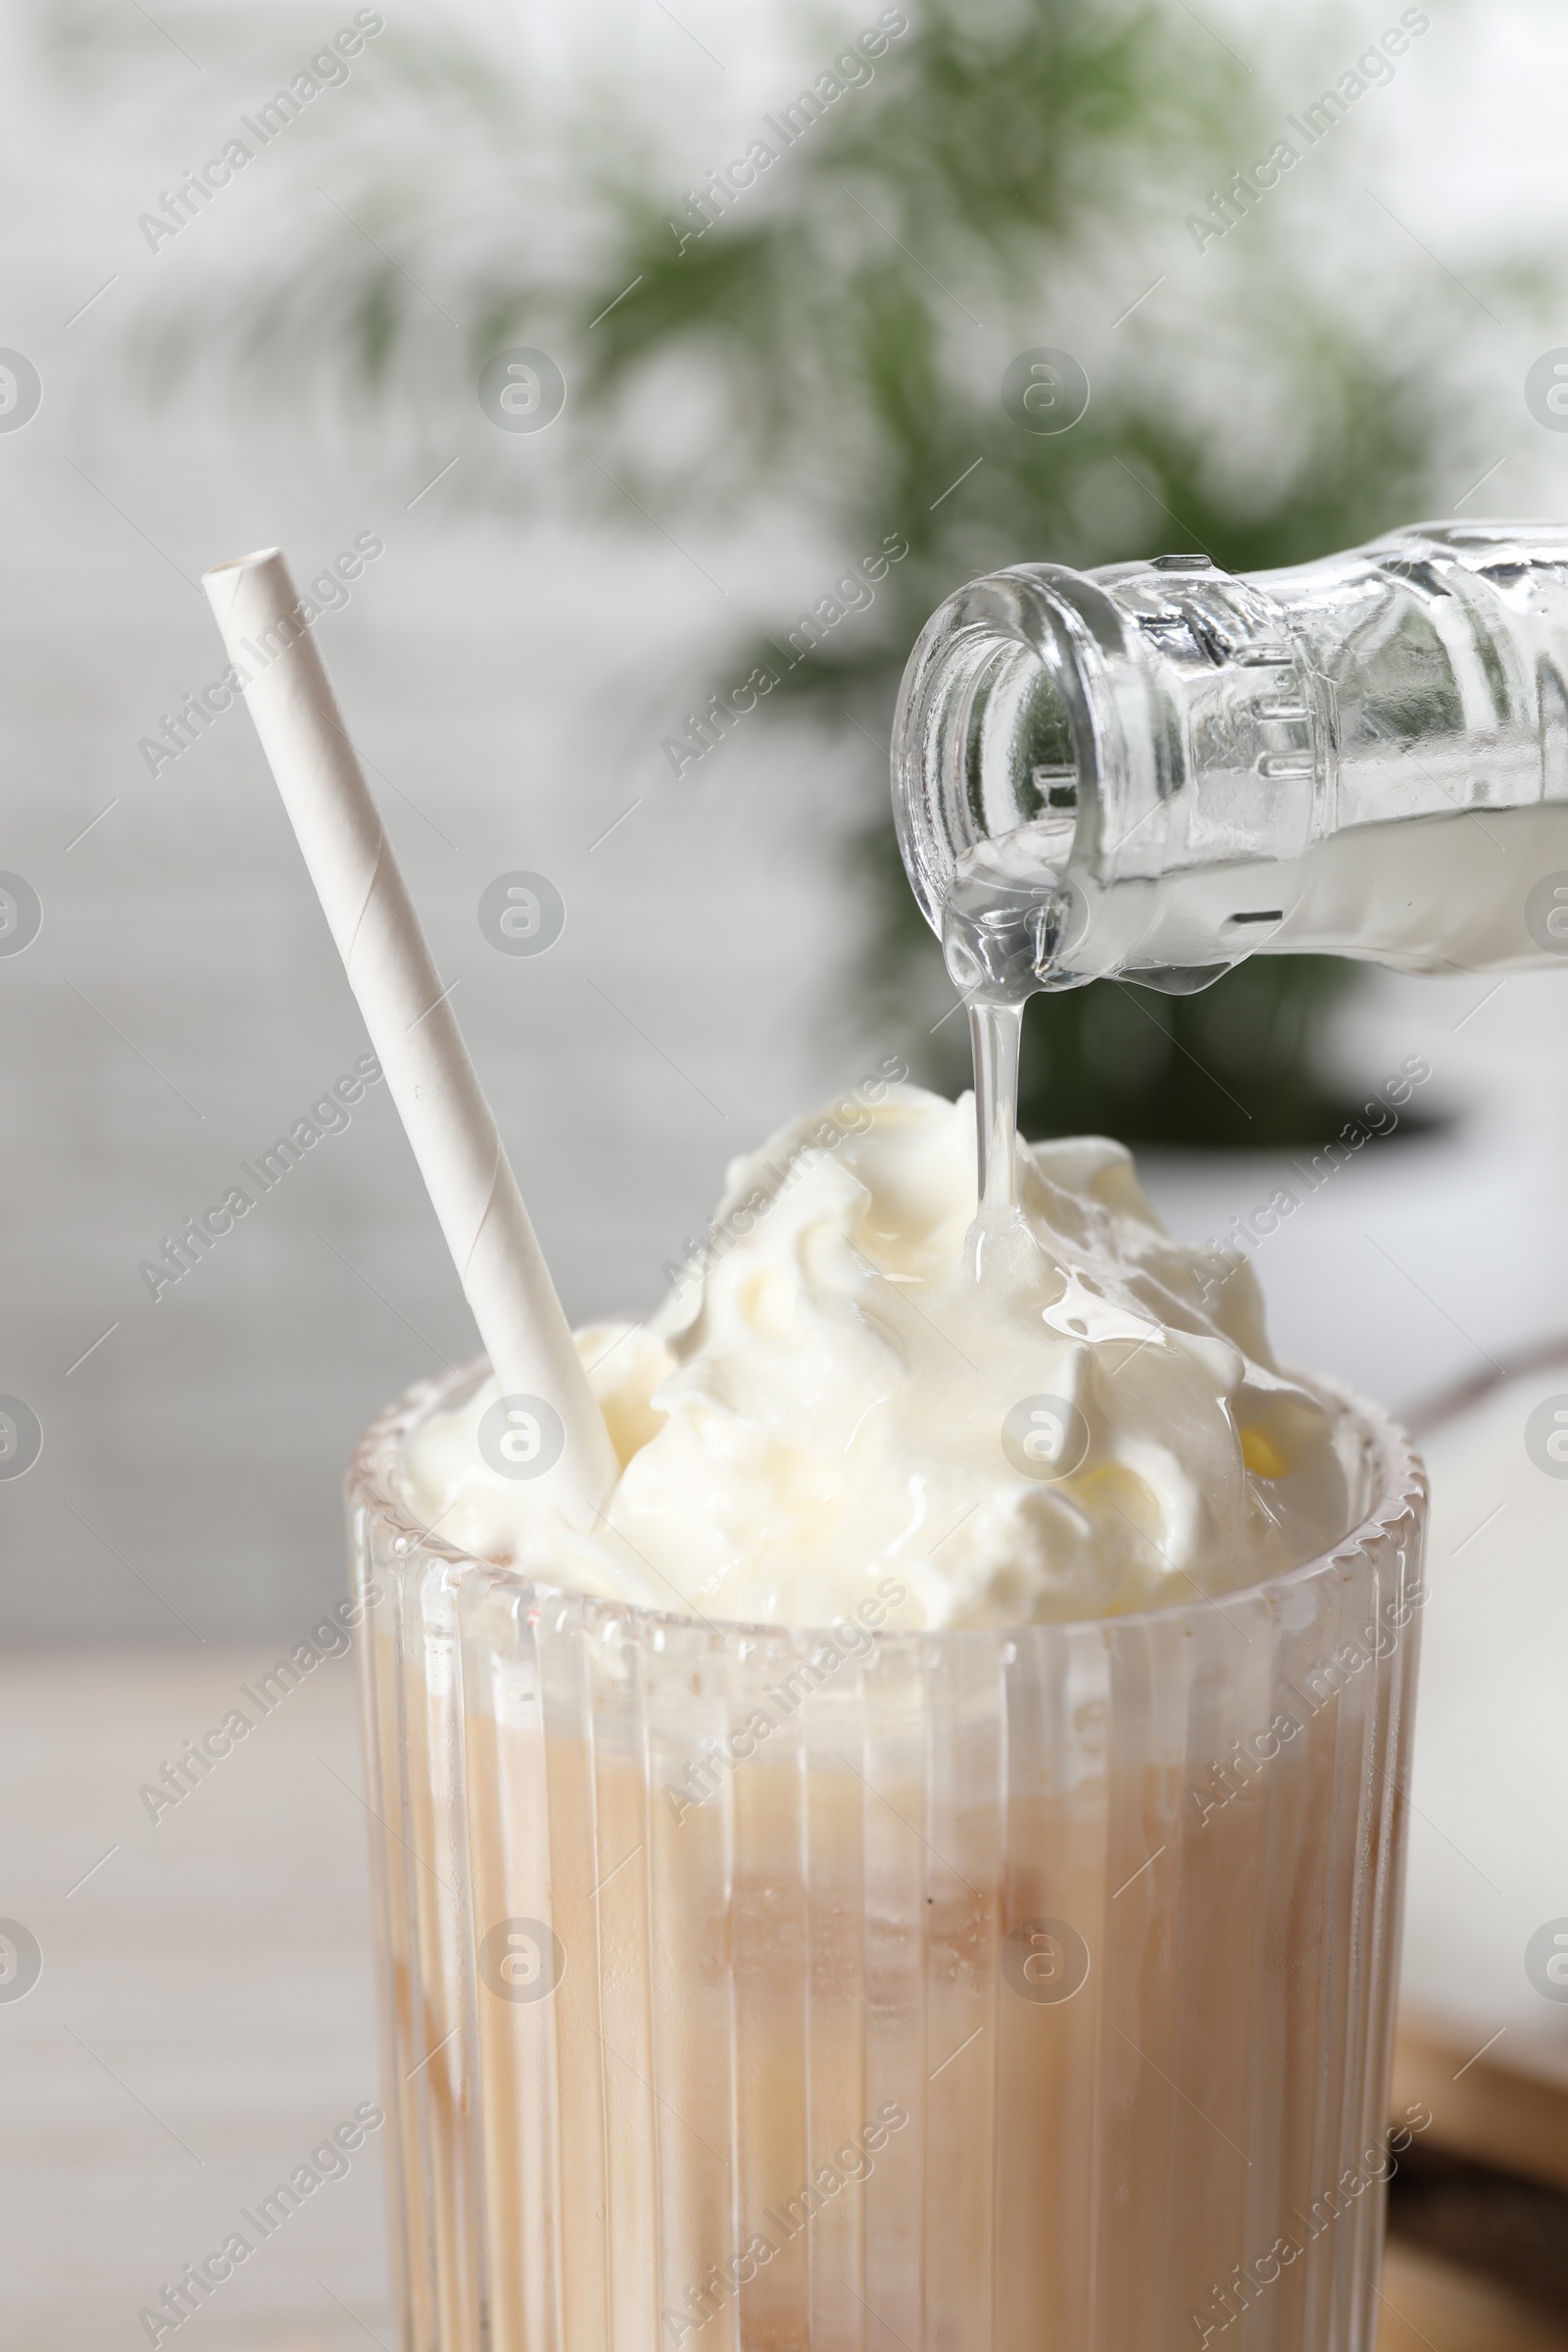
0, 1648, 392, 2351
3, 1649, 1562, 2351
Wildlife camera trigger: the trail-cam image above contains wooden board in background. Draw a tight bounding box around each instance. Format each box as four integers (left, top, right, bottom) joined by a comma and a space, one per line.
1379, 2244, 1568, 2352
1394, 2012, 1568, 2194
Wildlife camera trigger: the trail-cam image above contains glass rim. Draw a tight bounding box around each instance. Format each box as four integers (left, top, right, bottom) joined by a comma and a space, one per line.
349, 1355, 1426, 1650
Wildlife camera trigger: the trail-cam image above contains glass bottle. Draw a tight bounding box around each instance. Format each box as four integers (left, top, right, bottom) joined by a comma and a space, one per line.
894, 519, 1568, 1002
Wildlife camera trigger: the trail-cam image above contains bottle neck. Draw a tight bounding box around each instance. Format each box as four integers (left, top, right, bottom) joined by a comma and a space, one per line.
896, 523, 1568, 992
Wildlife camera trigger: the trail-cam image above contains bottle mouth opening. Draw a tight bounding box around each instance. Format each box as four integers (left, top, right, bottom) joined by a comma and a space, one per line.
893, 581, 1090, 945
966, 636, 1081, 873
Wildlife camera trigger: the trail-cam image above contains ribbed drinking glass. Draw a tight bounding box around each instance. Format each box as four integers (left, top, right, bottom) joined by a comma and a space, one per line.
350, 1362, 1425, 2352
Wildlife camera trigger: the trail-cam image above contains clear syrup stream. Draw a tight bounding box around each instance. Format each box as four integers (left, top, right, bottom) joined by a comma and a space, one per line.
968, 999, 1024, 1239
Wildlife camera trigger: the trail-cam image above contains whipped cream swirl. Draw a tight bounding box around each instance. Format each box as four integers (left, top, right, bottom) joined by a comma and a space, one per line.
400, 1085, 1357, 1628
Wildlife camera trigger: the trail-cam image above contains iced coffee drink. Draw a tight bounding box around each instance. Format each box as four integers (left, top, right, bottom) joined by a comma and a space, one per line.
351, 1083, 1424, 2352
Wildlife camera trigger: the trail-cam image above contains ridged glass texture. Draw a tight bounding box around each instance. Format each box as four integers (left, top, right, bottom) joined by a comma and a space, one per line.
349, 1362, 1426, 2352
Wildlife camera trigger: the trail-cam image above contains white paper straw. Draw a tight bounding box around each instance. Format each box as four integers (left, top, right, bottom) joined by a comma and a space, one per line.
203, 547, 617, 1528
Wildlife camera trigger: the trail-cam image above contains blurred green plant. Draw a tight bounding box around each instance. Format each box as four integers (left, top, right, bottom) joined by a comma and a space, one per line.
57, 0, 1488, 1144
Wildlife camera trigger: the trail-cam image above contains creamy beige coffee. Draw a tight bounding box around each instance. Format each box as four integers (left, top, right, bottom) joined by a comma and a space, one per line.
370, 1087, 1419, 2352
